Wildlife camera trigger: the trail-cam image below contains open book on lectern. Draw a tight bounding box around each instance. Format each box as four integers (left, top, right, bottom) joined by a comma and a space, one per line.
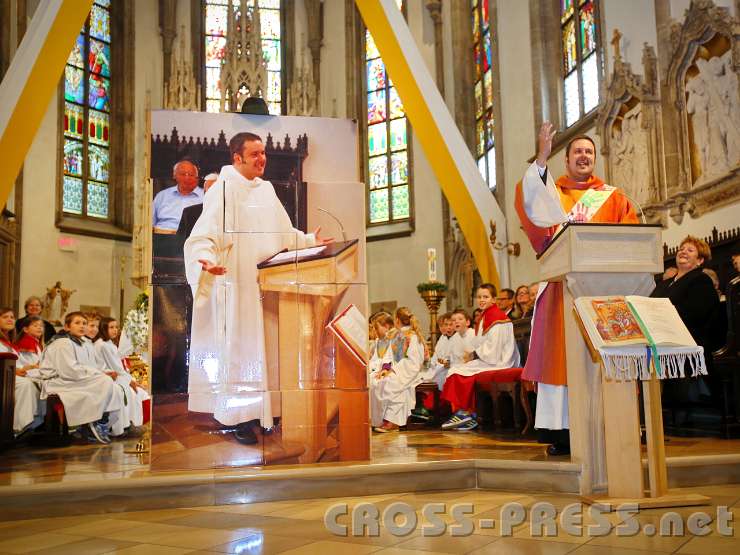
327, 304, 368, 365
573, 296, 706, 381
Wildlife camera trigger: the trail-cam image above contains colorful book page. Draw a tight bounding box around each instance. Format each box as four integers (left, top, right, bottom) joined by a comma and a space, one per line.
591, 299, 646, 343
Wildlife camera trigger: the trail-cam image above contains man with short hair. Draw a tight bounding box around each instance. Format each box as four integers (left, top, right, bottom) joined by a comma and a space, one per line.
515, 122, 638, 456
184, 132, 331, 444
177, 173, 219, 237
152, 159, 203, 233
496, 288, 516, 317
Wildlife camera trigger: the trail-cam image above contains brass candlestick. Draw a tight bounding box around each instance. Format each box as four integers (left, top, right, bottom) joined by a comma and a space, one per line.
419, 288, 446, 348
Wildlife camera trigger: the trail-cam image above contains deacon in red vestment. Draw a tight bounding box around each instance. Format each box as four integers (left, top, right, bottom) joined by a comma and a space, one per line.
514, 122, 638, 455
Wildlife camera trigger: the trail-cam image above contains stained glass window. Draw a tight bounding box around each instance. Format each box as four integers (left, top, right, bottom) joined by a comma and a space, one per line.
62, 0, 112, 220
364, 1, 410, 225
561, 0, 600, 127
203, 0, 283, 114
472, 0, 496, 189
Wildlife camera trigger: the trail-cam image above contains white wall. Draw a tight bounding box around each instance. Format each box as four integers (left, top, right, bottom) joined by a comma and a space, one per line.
602, 0, 658, 76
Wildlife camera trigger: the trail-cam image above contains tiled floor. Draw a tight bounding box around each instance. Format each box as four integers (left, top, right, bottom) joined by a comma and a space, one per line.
0, 484, 737, 554
2, 428, 740, 486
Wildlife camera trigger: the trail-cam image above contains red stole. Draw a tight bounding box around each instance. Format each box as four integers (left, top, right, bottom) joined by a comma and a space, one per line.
15, 334, 41, 354
478, 305, 510, 335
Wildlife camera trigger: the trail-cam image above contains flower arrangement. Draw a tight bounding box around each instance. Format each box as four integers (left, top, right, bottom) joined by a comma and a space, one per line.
122, 291, 149, 354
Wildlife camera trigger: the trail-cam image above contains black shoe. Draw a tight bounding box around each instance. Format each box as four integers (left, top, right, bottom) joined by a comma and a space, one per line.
546, 443, 570, 456
233, 422, 259, 445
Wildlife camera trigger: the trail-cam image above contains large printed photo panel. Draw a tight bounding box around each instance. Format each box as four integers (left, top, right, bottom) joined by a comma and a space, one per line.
149, 111, 368, 470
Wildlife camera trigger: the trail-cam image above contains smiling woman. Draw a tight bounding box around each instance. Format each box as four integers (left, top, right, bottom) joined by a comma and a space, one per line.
651, 235, 722, 407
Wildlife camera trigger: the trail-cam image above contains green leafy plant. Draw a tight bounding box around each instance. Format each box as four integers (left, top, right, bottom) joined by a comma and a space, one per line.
416, 281, 447, 294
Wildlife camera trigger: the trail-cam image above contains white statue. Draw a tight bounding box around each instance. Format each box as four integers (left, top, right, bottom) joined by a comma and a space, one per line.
688, 53, 740, 183
610, 104, 649, 204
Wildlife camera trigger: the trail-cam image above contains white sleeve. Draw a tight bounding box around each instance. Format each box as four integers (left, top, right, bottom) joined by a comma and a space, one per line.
391, 335, 425, 389
184, 179, 231, 302
475, 322, 520, 369
96, 341, 124, 373
43, 340, 104, 381
522, 162, 568, 227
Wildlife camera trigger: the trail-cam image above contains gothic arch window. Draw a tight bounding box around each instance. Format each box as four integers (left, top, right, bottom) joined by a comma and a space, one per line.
58, 0, 134, 239
61, 0, 113, 221
560, 0, 600, 127
363, 0, 412, 230
202, 0, 283, 114
472, 0, 495, 190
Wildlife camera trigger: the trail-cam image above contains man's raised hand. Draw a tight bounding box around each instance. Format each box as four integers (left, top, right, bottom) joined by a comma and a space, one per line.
536, 121, 557, 168
199, 259, 227, 275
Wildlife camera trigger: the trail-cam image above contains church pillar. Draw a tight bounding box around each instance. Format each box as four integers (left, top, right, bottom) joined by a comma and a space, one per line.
159, 0, 178, 91
305, 0, 323, 97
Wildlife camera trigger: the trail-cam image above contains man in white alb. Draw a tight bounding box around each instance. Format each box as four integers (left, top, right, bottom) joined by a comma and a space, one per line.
184, 132, 331, 444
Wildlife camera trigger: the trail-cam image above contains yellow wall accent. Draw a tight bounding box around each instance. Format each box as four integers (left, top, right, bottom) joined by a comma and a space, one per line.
0, 1, 94, 209
355, 0, 502, 286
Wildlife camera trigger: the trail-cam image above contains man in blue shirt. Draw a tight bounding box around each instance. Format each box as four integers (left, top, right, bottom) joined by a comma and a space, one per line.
152, 159, 204, 233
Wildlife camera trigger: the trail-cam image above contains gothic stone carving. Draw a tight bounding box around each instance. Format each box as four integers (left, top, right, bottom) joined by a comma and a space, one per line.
597, 36, 666, 225
665, 0, 740, 219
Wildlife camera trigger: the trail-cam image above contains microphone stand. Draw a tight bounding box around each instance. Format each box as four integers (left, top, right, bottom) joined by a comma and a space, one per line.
317, 207, 347, 242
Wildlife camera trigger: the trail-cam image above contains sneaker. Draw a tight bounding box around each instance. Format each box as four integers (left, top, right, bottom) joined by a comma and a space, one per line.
441, 411, 472, 430
455, 419, 479, 431
411, 407, 431, 421
88, 422, 111, 444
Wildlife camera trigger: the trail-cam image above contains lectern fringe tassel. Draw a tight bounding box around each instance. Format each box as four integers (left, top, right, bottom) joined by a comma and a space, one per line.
600, 348, 706, 382
658, 350, 707, 379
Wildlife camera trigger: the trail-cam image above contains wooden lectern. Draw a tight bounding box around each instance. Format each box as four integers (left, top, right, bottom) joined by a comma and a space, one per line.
539, 223, 708, 508
258, 240, 368, 463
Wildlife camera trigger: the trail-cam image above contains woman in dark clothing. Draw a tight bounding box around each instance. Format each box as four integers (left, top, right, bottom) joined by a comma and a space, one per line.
14, 296, 56, 343
651, 235, 720, 405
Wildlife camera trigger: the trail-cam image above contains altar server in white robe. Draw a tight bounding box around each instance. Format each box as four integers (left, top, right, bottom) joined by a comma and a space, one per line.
441, 284, 520, 431
447, 309, 477, 368
12, 315, 47, 434
82, 313, 105, 368
184, 132, 330, 443
95, 317, 149, 430
421, 312, 453, 388
40, 312, 123, 442
370, 308, 426, 432
368, 312, 394, 376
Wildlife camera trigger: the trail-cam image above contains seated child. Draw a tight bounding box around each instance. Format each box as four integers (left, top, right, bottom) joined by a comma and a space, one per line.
368, 312, 394, 375
370, 307, 426, 433
13, 315, 47, 434
82, 313, 104, 368
95, 317, 150, 432
39, 312, 124, 443
447, 309, 476, 367
420, 312, 453, 388
411, 313, 454, 421
440, 284, 520, 431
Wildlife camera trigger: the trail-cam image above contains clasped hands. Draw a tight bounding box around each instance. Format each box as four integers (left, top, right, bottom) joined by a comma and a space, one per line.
199, 226, 333, 275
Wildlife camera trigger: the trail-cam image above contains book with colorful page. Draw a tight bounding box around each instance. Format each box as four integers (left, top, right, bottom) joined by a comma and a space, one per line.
327, 304, 368, 365
573, 296, 706, 381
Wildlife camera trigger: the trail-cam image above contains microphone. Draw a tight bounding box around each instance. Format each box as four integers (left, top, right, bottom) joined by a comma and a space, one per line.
317, 207, 347, 242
